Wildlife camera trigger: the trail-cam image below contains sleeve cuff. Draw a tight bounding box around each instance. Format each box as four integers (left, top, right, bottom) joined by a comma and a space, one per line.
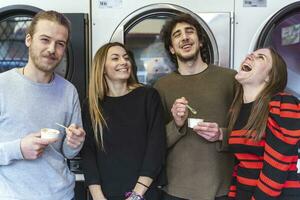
216, 128, 230, 152
1, 139, 24, 165
62, 139, 83, 159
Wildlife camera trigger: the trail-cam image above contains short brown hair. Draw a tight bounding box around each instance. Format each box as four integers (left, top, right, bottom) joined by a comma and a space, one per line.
27, 10, 71, 43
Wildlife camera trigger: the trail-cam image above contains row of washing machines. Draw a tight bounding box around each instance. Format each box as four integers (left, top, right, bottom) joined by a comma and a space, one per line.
0, 0, 299, 199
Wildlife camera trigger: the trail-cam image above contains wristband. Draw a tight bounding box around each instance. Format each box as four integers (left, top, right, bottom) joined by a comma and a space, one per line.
125, 191, 145, 200
137, 181, 149, 188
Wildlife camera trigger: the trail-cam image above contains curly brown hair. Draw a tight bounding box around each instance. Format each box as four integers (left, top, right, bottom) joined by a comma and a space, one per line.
160, 13, 210, 66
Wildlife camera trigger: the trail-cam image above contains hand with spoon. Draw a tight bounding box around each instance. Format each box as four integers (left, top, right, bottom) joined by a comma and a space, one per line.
56, 123, 86, 149
171, 97, 197, 127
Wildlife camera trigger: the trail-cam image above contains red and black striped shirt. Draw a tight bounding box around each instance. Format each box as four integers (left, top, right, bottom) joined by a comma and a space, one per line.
228, 93, 300, 200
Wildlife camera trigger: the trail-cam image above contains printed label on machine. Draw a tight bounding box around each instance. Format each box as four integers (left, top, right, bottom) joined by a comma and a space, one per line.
243, 0, 267, 7
97, 0, 122, 9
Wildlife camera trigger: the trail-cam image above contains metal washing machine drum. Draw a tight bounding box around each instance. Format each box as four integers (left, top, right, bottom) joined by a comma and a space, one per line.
255, 2, 300, 99
109, 4, 231, 85
0, 5, 88, 103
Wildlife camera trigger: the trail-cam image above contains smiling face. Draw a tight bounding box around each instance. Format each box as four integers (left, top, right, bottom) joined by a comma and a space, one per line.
104, 45, 132, 84
169, 22, 202, 63
235, 48, 273, 88
26, 19, 68, 73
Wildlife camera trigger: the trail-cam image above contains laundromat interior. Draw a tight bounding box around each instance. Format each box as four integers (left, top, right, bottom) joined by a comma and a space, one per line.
0, 0, 299, 199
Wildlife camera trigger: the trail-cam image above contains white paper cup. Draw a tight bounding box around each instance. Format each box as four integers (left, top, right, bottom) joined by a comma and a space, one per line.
188, 118, 204, 128
41, 128, 60, 139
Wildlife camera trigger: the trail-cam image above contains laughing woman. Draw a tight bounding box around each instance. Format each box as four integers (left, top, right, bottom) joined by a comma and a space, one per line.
81, 42, 166, 200
227, 48, 300, 200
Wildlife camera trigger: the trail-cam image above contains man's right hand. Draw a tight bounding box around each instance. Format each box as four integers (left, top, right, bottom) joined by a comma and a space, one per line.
171, 97, 189, 128
20, 132, 57, 160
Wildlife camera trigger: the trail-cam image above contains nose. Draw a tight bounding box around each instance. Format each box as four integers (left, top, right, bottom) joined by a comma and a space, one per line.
119, 57, 128, 65
47, 42, 56, 54
246, 53, 254, 60
181, 32, 189, 41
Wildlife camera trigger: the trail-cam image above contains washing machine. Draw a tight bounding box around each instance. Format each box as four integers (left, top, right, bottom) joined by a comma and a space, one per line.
0, 0, 89, 103
0, 1, 89, 199
234, 0, 300, 99
91, 0, 234, 85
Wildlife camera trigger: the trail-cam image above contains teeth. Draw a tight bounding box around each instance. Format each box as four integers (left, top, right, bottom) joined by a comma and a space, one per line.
182, 44, 192, 49
242, 64, 251, 72
117, 68, 127, 72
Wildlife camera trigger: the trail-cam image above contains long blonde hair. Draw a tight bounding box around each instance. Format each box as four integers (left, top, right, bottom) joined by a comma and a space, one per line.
88, 42, 140, 149
228, 48, 287, 141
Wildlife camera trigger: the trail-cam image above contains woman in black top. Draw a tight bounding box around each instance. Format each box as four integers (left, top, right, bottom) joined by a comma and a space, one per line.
81, 42, 166, 200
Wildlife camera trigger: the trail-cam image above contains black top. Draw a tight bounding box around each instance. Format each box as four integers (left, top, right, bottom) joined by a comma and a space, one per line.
81, 86, 166, 199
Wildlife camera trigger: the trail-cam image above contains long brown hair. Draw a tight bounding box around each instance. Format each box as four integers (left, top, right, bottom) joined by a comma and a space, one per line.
88, 42, 140, 148
228, 48, 287, 141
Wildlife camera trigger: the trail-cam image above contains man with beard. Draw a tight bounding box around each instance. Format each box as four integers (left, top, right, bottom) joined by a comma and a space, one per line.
154, 14, 236, 200
0, 11, 85, 200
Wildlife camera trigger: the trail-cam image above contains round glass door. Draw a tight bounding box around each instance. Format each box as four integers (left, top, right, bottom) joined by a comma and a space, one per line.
110, 4, 218, 85
256, 2, 300, 99
0, 7, 68, 77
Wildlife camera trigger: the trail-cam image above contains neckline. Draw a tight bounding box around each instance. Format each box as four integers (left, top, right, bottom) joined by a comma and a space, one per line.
105, 86, 142, 100
175, 64, 210, 76
22, 67, 54, 83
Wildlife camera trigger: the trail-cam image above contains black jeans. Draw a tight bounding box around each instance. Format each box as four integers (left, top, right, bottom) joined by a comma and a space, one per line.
162, 191, 229, 200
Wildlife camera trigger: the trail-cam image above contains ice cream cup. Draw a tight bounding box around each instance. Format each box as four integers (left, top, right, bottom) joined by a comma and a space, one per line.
41, 128, 60, 140
188, 118, 204, 128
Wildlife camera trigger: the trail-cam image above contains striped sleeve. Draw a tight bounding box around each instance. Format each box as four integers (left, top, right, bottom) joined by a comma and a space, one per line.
252, 94, 300, 200
228, 159, 239, 198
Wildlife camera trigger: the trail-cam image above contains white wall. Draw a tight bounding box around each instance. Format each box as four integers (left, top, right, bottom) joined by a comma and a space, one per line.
0, 0, 89, 13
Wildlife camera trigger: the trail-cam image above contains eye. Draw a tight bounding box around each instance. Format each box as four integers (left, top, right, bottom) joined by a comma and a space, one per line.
57, 42, 66, 48
111, 57, 118, 61
186, 29, 194, 34
258, 55, 264, 60
41, 38, 49, 43
172, 32, 180, 38
123, 55, 129, 60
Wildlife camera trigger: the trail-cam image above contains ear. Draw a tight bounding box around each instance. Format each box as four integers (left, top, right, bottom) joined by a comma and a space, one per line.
169, 45, 175, 55
25, 34, 32, 47
264, 75, 270, 83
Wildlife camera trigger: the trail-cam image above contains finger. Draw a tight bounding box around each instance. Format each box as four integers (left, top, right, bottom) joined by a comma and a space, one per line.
68, 134, 85, 143
67, 140, 81, 148
175, 106, 186, 112
174, 99, 188, 106
197, 132, 218, 141
68, 123, 77, 129
30, 132, 42, 137
70, 127, 85, 137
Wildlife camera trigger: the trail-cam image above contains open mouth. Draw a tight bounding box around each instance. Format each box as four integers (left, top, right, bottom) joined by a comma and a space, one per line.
181, 42, 193, 50
241, 64, 252, 72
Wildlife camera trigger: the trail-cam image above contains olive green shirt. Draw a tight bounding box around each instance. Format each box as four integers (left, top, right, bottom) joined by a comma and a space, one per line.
154, 64, 236, 200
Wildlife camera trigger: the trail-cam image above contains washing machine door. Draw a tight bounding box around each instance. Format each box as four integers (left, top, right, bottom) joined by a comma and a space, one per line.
0, 5, 88, 103
0, 5, 69, 77
110, 4, 231, 85
256, 2, 300, 99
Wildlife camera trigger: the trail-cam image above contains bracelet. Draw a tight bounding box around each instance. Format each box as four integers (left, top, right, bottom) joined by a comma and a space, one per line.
137, 181, 149, 188
125, 191, 145, 200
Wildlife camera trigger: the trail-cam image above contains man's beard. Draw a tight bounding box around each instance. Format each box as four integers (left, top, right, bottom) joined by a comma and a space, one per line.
176, 47, 201, 63
29, 47, 61, 73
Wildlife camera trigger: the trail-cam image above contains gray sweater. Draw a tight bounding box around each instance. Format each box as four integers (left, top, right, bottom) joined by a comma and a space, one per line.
0, 69, 82, 200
